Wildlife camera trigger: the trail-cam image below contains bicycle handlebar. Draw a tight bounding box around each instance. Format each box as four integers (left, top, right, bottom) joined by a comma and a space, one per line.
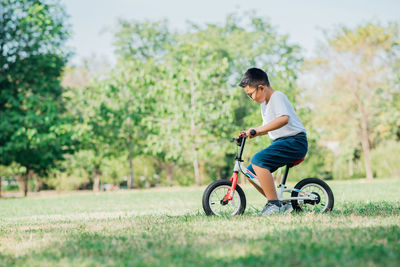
231, 129, 257, 144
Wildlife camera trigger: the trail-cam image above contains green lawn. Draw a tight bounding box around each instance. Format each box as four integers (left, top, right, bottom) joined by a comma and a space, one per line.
1, 179, 399, 267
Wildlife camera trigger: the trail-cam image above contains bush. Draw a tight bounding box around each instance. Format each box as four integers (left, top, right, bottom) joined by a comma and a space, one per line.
290, 144, 335, 181
371, 140, 400, 178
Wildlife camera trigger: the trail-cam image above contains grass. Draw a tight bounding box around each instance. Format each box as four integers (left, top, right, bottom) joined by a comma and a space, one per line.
0, 179, 399, 266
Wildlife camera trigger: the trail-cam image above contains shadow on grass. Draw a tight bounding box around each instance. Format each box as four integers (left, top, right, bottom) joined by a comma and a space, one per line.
2, 218, 399, 266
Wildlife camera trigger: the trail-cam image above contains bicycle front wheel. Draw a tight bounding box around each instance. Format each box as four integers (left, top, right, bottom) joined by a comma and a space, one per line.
202, 179, 246, 216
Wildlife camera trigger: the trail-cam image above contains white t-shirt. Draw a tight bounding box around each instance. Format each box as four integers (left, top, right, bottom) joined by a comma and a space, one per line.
261, 91, 306, 140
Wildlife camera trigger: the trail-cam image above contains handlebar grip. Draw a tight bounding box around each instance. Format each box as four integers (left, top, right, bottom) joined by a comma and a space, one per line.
250, 129, 256, 136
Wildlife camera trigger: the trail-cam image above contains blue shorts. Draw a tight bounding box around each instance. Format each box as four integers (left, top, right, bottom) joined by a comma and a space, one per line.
247, 133, 308, 174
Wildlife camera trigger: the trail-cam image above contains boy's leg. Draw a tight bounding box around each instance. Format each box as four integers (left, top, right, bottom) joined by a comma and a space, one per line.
248, 135, 308, 215
252, 164, 278, 200
248, 178, 266, 198
246, 164, 267, 198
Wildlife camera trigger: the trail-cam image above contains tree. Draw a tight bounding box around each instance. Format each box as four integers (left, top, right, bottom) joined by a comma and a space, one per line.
305, 22, 400, 180
149, 14, 303, 185
69, 80, 120, 191
60, 57, 117, 192
95, 62, 155, 189
106, 19, 173, 188
0, 0, 73, 195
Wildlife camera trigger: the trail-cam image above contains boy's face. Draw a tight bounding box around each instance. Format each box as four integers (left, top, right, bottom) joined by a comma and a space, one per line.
243, 85, 266, 104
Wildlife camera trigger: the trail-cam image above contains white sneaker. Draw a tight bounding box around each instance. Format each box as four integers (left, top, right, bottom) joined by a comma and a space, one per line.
257, 202, 285, 216
283, 203, 293, 214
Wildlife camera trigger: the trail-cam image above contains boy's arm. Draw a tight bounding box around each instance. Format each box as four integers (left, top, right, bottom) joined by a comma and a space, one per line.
246, 115, 289, 138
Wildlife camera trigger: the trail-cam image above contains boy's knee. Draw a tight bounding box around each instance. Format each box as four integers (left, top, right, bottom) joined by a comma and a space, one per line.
252, 162, 275, 174
252, 164, 270, 173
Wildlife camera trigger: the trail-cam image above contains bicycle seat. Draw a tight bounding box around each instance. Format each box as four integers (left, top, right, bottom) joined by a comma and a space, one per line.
288, 157, 305, 168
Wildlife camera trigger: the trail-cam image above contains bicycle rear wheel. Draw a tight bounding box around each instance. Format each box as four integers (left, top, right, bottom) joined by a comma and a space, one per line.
202, 179, 246, 216
291, 178, 334, 213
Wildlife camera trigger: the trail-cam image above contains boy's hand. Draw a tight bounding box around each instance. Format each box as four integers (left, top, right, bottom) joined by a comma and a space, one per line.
236, 131, 246, 145
245, 129, 257, 139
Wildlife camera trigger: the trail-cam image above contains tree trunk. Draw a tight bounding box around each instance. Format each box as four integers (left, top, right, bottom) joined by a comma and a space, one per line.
16, 175, 24, 196
349, 156, 354, 177
128, 134, 134, 189
17, 171, 31, 196
34, 176, 42, 192
358, 105, 374, 180
192, 143, 201, 186
360, 121, 374, 180
23, 173, 28, 196
56, 173, 61, 193
93, 170, 100, 192
354, 88, 374, 180
164, 163, 174, 186
190, 74, 201, 186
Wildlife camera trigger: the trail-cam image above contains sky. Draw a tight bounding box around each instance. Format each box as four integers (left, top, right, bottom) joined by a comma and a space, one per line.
62, 0, 400, 65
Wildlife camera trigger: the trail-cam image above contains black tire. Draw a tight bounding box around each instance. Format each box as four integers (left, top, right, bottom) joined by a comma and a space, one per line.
291, 178, 334, 213
202, 179, 246, 216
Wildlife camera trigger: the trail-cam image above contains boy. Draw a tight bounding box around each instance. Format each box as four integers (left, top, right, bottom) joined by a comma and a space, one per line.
238, 68, 308, 215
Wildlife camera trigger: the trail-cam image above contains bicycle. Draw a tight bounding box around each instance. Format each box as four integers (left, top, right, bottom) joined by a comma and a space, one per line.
202, 130, 334, 216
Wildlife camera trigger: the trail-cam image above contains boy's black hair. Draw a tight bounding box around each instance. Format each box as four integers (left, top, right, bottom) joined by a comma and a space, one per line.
238, 68, 270, 88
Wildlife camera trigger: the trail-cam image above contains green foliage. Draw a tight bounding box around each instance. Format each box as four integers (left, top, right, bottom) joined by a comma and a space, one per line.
0, 163, 25, 192
290, 144, 334, 180
0, 162, 26, 178
46, 170, 90, 191
3, 4, 399, 190
0, 0, 74, 194
371, 140, 400, 178
304, 22, 400, 180
113, 18, 173, 61
144, 14, 303, 185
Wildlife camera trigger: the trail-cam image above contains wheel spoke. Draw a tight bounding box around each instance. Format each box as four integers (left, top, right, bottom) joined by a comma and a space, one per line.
297, 183, 330, 213
208, 185, 241, 216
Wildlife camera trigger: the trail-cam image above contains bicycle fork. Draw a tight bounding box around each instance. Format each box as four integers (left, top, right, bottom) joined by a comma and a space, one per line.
221, 172, 238, 205
222, 160, 243, 204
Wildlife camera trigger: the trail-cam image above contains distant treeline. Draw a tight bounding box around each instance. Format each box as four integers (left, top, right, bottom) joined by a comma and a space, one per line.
1, 0, 399, 196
